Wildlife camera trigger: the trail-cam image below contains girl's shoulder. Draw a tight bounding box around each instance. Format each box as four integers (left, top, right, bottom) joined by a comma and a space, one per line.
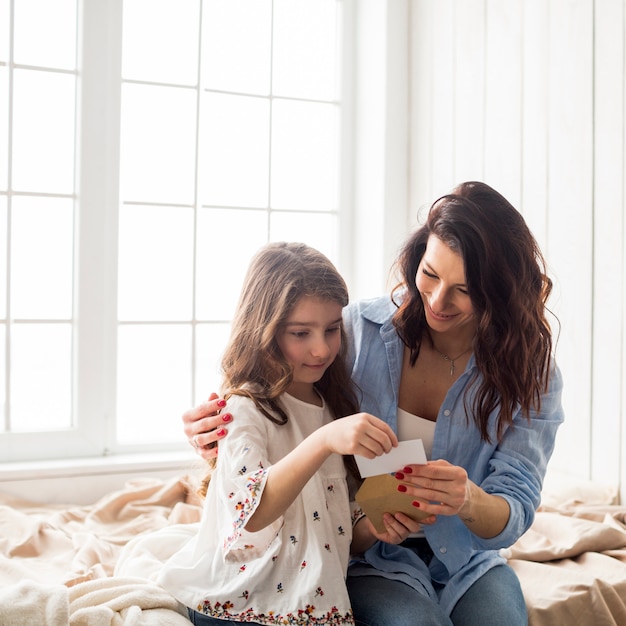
222, 391, 260, 415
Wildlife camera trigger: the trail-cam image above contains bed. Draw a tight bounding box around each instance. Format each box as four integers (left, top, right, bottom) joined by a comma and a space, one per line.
1, 472, 625, 625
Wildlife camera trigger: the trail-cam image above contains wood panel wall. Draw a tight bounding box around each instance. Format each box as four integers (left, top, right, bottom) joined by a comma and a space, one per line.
409, 0, 626, 501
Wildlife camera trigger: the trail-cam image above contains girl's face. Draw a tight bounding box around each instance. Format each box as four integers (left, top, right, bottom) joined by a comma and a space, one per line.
416, 234, 476, 337
276, 296, 343, 392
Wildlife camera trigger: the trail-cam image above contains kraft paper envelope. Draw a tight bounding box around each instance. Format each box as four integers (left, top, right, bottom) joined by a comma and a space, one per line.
355, 474, 432, 533
355, 439, 429, 533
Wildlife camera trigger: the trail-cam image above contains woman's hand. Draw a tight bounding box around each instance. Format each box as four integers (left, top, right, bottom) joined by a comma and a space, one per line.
395, 459, 510, 538
182, 392, 232, 460
395, 459, 470, 516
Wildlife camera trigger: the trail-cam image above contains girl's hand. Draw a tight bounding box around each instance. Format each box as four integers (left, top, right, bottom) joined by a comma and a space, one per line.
370, 511, 437, 544
352, 511, 436, 552
182, 392, 233, 460
321, 413, 398, 458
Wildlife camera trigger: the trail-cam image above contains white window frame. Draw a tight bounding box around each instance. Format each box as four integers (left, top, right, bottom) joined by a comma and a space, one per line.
0, 0, 410, 485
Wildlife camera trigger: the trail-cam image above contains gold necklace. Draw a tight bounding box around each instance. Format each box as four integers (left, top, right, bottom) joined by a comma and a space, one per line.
435, 346, 472, 376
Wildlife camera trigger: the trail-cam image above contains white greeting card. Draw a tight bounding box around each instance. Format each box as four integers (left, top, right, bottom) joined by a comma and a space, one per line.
355, 438, 427, 478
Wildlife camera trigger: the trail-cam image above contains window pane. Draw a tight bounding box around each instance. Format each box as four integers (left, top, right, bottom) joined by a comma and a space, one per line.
273, 0, 339, 101
270, 211, 337, 265
12, 69, 76, 193
0, 68, 7, 191
195, 322, 230, 403
271, 99, 338, 211
13, 0, 76, 69
201, 93, 270, 208
0, 197, 5, 319
195, 208, 268, 321
11, 196, 73, 319
0, 0, 8, 63
118, 205, 194, 321
117, 324, 191, 445
123, 0, 199, 85
202, 0, 271, 94
120, 83, 196, 205
11, 323, 72, 431
0, 326, 4, 431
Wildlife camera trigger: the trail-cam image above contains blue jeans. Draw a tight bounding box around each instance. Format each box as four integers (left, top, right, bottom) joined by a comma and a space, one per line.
346, 563, 528, 626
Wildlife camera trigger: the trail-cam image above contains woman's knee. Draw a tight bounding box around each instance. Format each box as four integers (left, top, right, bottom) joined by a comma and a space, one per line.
347, 574, 452, 626
450, 565, 528, 626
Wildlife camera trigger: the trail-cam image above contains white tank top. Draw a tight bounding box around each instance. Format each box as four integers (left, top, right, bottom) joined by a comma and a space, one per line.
397, 407, 435, 460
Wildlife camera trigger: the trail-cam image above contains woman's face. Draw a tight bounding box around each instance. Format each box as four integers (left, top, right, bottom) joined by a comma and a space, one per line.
416, 234, 476, 337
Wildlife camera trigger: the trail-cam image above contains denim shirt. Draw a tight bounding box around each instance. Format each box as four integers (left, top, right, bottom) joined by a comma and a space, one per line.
343, 296, 564, 614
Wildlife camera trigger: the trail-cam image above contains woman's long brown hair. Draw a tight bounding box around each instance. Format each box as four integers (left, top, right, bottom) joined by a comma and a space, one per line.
392, 181, 555, 441
199, 242, 360, 496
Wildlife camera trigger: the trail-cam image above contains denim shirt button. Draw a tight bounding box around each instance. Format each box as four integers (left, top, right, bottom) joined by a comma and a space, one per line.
443, 409, 451, 416
439, 546, 447, 554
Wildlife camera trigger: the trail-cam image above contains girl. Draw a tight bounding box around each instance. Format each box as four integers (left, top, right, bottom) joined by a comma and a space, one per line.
158, 242, 399, 626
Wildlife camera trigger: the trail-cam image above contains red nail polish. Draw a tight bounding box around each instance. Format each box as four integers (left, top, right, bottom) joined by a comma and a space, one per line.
395, 472, 405, 480
403, 466, 413, 474
221, 413, 232, 422
216, 428, 226, 437
412, 501, 420, 508
217, 399, 227, 408
397, 484, 407, 493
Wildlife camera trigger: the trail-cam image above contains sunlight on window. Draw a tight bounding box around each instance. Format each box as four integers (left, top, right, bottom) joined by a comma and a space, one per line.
273, 0, 339, 101
0, 70, 7, 192
11, 196, 73, 319
271, 99, 338, 211
13, 0, 76, 69
117, 325, 191, 444
118, 205, 195, 321
0, 198, 6, 319
120, 83, 197, 204
202, 0, 272, 94
12, 70, 75, 193
1, 0, 345, 457
0, 330, 4, 431
195, 322, 230, 404
201, 93, 270, 208
11, 324, 72, 431
122, 0, 199, 85
270, 211, 337, 262
195, 208, 268, 321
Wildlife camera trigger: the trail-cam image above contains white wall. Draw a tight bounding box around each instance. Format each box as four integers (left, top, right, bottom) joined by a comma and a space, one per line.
409, 0, 626, 503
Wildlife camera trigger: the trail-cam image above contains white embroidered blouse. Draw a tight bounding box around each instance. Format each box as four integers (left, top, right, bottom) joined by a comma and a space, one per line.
158, 392, 357, 625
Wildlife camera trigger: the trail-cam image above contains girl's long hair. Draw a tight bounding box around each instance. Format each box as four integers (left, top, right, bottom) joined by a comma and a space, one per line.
199, 242, 359, 495
221, 242, 358, 420
392, 181, 555, 441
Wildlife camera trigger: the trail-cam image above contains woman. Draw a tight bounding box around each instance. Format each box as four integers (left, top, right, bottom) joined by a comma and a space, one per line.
184, 182, 564, 625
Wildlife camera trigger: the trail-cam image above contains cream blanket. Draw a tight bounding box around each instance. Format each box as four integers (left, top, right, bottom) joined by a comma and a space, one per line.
1, 475, 626, 626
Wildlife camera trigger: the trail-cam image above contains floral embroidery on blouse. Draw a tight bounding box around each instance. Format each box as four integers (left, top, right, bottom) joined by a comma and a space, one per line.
224, 467, 267, 551
197, 599, 354, 625
351, 505, 366, 527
